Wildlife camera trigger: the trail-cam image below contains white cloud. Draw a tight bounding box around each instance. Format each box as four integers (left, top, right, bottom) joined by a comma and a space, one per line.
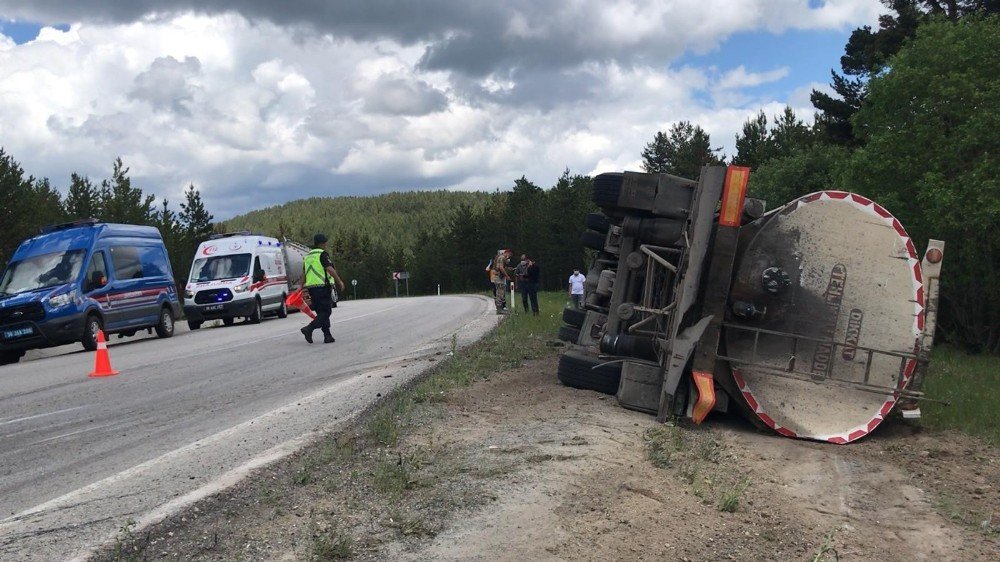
0, 2, 881, 217
717, 66, 791, 90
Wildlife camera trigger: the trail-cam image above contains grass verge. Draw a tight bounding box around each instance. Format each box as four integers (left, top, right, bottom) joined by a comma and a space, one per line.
364, 291, 565, 448
921, 346, 999, 446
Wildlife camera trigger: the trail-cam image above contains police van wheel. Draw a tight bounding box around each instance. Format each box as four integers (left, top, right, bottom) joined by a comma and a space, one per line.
154, 307, 175, 338
223, 316, 235, 327
249, 298, 263, 324
0, 350, 24, 365
82, 314, 102, 352
276, 297, 288, 319
187, 320, 202, 331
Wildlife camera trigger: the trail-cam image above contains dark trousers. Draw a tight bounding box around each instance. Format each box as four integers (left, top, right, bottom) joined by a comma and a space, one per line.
305, 286, 333, 335
521, 281, 539, 313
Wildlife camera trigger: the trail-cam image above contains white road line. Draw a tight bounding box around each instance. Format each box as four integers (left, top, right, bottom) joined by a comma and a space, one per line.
0, 405, 90, 427
29, 421, 123, 447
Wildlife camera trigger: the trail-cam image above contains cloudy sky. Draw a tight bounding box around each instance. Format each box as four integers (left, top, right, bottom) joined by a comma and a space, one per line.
0, 1, 884, 219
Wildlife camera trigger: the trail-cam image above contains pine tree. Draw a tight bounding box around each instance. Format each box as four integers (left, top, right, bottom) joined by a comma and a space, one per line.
98, 158, 156, 225
64, 173, 101, 220
732, 111, 774, 170
179, 184, 214, 241
641, 121, 723, 179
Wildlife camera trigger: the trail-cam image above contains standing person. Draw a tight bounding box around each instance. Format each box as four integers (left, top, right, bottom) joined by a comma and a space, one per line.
490, 248, 513, 314
568, 268, 586, 309
301, 233, 346, 344
513, 254, 528, 312
521, 256, 540, 315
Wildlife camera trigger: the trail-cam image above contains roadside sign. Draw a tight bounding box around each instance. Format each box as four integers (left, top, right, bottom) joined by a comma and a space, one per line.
351, 279, 357, 286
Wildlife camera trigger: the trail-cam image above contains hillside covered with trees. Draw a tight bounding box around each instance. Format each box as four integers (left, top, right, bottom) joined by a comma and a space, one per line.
221, 173, 599, 299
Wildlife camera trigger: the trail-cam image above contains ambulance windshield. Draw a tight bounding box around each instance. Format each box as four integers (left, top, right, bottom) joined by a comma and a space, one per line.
190, 253, 252, 282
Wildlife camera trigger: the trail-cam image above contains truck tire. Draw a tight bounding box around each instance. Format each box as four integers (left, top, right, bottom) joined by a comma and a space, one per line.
557, 325, 581, 344
276, 296, 288, 318
591, 172, 624, 209
557, 349, 622, 395
580, 229, 606, 251
249, 298, 262, 324
585, 212, 612, 233
154, 306, 175, 338
562, 307, 586, 328
82, 314, 102, 352
187, 320, 202, 330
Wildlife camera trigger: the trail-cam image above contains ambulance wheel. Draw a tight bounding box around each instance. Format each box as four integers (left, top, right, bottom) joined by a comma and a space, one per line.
223, 316, 235, 327
249, 298, 263, 324
82, 314, 102, 352
154, 306, 175, 338
557, 349, 622, 395
276, 296, 288, 318
187, 320, 202, 330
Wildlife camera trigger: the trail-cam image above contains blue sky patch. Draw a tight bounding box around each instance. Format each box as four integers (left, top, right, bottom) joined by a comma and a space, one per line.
677, 28, 848, 104
0, 20, 70, 44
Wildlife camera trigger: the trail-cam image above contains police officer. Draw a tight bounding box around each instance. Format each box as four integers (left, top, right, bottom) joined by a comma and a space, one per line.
301, 233, 346, 344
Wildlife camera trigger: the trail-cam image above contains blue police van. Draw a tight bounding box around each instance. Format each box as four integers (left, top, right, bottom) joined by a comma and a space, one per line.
0, 219, 181, 365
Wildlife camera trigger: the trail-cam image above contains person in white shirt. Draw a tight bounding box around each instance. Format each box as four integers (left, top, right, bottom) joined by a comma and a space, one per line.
568, 269, 586, 309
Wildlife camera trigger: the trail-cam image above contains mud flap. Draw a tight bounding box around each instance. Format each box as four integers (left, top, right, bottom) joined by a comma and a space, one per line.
690, 370, 716, 424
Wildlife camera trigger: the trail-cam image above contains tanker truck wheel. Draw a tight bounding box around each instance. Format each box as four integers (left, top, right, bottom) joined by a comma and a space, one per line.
557, 348, 622, 395
580, 229, 607, 251
557, 325, 581, 344
584, 212, 612, 233
562, 306, 586, 328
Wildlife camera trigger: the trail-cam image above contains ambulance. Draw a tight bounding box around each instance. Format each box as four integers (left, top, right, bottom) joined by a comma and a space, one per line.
183, 233, 305, 330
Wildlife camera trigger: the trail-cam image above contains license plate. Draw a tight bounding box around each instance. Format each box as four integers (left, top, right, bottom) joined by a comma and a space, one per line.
3, 326, 34, 339
203, 304, 224, 311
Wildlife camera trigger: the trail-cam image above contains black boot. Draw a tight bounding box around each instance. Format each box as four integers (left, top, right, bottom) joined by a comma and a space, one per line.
322, 330, 335, 343
300, 326, 313, 344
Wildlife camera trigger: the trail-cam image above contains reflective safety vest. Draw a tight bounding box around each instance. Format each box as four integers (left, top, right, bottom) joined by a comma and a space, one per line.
303, 249, 330, 287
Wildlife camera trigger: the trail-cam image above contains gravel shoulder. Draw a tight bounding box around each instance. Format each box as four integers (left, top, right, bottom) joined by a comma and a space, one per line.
98, 351, 998, 561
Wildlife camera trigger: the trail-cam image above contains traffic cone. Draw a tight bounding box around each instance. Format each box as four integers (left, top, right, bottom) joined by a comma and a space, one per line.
88, 329, 119, 378
286, 289, 316, 319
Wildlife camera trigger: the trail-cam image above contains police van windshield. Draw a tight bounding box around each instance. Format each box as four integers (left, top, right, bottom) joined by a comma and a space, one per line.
190, 253, 252, 282
0, 250, 86, 296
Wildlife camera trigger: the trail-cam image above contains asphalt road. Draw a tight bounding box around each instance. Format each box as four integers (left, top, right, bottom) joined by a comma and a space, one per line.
0, 295, 495, 560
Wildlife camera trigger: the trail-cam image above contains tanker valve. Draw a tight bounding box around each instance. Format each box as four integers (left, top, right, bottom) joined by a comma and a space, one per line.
731, 300, 766, 320
761, 266, 791, 294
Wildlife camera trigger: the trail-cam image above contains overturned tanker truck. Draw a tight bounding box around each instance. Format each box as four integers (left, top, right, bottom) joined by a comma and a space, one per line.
556, 166, 945, 444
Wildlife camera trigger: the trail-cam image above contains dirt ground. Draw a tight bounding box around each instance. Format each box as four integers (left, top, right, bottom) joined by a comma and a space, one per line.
102, 354, 998, 561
